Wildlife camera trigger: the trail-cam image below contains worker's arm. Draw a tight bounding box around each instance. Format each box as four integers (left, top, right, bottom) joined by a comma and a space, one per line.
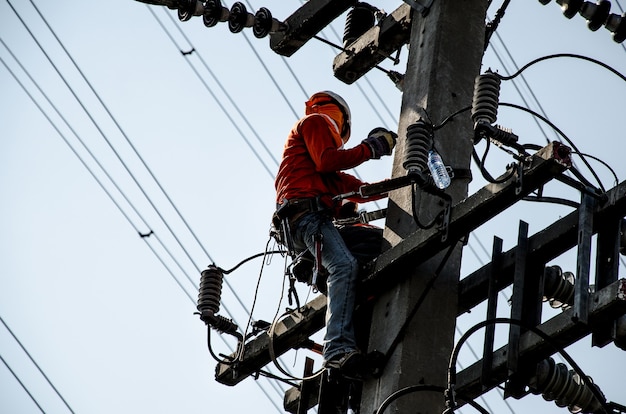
301, 116, 372, 173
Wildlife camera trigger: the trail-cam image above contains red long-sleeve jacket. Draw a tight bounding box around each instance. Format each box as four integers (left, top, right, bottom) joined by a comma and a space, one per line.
275, 113, 378, 214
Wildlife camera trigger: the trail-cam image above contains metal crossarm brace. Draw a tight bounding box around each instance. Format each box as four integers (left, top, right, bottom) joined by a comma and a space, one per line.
506, 220, 546, 398
481, 236, 503, 389
593, 213, 621, 347
455, 279, 626, 408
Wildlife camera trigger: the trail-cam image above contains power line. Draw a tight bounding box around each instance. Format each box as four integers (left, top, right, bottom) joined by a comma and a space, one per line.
0, 315, 74, 413
0, 38, 199, 304
14, 0, 262, 329
0, 52, 279, 409
146, 5, 300, 405
23, 0, 217, 271
153, 6, 280, 177
0, 353, 45, 414
1, 35, 284, 414
2, 3, 284, 410
488, 32, 558, 145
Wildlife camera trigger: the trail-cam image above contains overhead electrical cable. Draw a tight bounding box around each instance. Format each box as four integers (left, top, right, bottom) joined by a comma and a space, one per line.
7, 0, 211, 279
18, 0, 261, 333
454, 324, 517, 414
449, 318, 612, 414
0, 38, 198, 305
498, 53, 626, 83
488, 30, 559, 144
147, 5, 299, 395
148, 8, 276, 179
0, 353, 45, 414
6, 0, 249, 338
0, 316, 73, 413
3, 4, 285, 407
499, 102, 607, 193
0, 50, 280, 406
450, 341, 499, 414
162, 4, 291, 161
22, 0, 222, 272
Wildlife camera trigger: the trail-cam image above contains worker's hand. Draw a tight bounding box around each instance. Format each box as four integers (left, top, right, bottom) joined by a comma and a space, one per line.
362, 127, 397, 159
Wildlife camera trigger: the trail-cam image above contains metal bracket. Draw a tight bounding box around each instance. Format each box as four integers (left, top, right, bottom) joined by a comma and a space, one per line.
402, 0, 434, 16
574, 189, 596, 325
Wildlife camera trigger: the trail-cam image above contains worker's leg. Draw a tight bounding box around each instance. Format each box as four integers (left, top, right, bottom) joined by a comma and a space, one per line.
292, 212, 359, 362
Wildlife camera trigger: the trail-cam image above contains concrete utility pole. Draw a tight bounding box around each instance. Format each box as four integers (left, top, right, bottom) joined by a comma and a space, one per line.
362, 2, 488, 413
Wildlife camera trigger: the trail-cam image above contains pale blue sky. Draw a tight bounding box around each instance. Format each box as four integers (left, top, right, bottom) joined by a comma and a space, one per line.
1, 1, 625, 413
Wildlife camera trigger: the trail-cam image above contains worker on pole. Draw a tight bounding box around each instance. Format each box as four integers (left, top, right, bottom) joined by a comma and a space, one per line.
274, 90, 396, 379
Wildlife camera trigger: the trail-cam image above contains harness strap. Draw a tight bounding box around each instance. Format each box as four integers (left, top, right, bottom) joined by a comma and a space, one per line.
312, 232, 324, 291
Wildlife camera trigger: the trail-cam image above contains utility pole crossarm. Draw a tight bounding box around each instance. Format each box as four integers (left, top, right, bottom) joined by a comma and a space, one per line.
269, 0, 356, 57
363, 142, 571, 294
333, 4, 412, 84
215, 295, 326, 386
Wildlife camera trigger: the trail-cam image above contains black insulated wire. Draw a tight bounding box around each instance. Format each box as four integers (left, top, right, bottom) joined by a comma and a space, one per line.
0, 40, 198, 305
496, 53, 626, 83
375, 384, 490, 414
499, 102, 607, 193
15, 0, 218, 282
7, 4, 285, 408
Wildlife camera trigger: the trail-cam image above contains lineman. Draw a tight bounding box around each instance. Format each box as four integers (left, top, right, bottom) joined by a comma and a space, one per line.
274, 90, 396, 379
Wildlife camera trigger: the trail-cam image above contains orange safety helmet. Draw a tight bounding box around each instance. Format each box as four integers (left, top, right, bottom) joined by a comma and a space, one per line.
306, 91, 352, 143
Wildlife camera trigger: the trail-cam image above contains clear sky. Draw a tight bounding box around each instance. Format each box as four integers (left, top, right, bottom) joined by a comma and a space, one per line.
1, 1, 625, 413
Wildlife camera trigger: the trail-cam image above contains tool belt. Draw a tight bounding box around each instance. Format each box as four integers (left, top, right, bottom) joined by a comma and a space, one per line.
275, 197, 328, 222
271, 197, 328, 256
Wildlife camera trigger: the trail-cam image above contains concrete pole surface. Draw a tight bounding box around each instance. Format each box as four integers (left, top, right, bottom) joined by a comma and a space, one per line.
361, 2, 488, 413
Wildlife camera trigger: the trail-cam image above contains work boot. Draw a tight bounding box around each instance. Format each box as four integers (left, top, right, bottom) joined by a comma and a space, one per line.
324, 350, 367, 381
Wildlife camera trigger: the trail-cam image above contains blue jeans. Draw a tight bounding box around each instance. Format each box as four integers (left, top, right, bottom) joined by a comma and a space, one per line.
292, 211, 359, 361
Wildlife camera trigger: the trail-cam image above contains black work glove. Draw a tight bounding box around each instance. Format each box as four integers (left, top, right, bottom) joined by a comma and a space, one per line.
362, 127, 398, 159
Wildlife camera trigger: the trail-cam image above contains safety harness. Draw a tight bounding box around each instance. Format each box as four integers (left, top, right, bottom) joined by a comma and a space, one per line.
272, 197, 329, 293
